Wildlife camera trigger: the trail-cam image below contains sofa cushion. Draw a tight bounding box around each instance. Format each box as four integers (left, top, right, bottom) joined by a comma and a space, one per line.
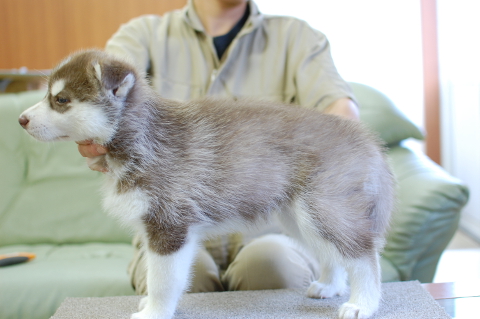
0, 91, 131, 246
0, 243, 135, 319
350, 82, 425, 145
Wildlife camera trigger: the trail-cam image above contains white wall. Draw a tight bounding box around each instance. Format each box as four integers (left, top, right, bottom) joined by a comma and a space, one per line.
256, 0, 425, 130
437, 0, 480, 240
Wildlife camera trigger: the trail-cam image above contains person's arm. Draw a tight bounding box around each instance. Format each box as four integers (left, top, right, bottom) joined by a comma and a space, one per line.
287, 20, 357, 115
105, 15, 156, 72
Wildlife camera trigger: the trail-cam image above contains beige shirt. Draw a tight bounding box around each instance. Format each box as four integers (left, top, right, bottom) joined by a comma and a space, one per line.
108, 0, 355, 269
106, 0, 354, 111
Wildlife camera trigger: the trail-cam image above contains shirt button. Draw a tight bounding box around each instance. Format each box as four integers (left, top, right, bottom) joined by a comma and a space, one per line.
211, 69, 218, 82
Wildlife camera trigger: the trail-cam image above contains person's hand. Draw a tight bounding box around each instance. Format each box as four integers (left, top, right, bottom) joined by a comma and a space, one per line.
324, 98, 360, 121
76, 140, 109, 173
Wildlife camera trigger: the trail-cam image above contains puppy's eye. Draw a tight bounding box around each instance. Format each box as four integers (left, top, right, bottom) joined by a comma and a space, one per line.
56, 97, 70, 104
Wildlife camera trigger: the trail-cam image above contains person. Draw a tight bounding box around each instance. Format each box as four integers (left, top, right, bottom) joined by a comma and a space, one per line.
77, 0, 359, 294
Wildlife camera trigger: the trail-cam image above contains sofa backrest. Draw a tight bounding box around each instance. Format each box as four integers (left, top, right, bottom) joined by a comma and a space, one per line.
349, 82, 424, 146
0, 90, 132, 246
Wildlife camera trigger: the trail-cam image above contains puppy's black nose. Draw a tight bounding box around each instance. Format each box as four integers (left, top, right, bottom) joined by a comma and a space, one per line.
19, 116, 29, 128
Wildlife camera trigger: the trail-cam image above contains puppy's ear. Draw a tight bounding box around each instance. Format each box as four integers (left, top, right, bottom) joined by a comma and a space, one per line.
111, 73, 135, 98
93, 62, 102, 81
93, 61, 135, 98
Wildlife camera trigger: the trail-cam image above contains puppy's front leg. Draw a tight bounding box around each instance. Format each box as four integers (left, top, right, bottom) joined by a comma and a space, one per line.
131, 231, 198, 319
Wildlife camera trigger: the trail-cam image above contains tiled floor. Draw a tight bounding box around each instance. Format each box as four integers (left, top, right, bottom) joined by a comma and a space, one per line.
433, 230, 480, 283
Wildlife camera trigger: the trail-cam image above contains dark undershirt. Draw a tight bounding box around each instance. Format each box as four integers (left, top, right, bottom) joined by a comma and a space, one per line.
213, 5, 250, 59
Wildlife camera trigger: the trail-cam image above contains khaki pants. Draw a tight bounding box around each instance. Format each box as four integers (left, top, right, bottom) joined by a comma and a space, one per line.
128, 234, 320, 294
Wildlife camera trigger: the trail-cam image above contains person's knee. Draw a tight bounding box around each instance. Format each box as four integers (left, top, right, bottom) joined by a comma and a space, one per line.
188, 248, 224, 293
129, 243, 224, 294
223, 234, 318, 290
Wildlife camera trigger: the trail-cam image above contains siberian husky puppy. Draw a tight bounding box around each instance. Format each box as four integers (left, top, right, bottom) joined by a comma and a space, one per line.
19, 50, 394, 319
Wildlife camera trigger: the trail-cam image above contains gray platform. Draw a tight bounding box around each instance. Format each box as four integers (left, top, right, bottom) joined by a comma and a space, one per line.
51, 281, 450, 319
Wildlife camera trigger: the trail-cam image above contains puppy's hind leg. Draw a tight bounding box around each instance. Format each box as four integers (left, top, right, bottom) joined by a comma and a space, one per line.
339, 252, 382, 319
277, 201, 347, 299
280, 198, 381, 318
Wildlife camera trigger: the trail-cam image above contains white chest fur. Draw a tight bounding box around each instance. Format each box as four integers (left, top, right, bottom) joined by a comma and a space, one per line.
102, 176, 150, 233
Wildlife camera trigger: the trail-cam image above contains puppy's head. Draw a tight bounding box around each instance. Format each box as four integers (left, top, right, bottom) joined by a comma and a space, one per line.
19, 49, 136, 143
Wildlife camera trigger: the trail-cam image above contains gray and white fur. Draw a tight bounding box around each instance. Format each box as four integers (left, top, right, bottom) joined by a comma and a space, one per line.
19, 50, 394, 319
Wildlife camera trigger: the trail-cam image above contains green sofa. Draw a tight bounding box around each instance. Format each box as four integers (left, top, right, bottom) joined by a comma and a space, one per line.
0, 84, 469, 319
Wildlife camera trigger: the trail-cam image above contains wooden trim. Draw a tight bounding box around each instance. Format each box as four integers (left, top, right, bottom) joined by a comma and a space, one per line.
0, 0, 187, 70
422, 282, 480, 300
421, 0, 441, 165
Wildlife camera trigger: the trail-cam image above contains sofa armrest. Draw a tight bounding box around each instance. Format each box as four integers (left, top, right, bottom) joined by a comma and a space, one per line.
382, 144, 469, 282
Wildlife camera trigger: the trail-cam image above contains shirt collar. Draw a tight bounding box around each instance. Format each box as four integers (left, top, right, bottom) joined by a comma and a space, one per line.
183, 0, 263, 35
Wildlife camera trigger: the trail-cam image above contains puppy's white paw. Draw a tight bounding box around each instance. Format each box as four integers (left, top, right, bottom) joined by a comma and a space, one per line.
130, 312, 148, 319
130, 309, 173, 319
131, 298, 174, 319
338, 302, 375, 319
138, 297, 148, 311
307, 281, 347, 299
